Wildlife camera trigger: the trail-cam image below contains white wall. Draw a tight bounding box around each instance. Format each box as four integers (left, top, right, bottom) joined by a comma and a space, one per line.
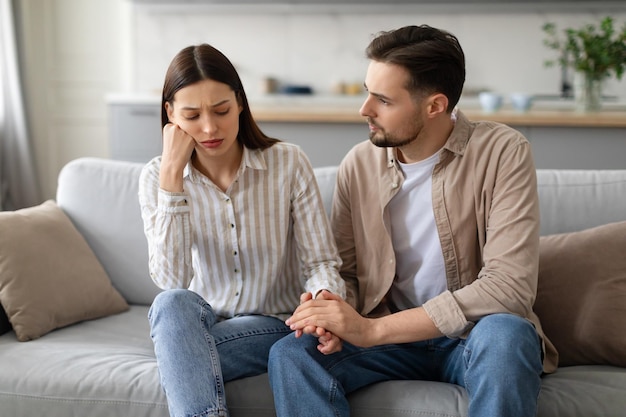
17, 0, 132, 200
16, 0, 626, 200
130, 5, 626, 99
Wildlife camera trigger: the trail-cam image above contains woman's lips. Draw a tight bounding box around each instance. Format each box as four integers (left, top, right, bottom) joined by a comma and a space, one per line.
201, 139, 223, 149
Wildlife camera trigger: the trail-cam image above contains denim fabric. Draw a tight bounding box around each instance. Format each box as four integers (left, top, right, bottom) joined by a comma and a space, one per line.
149, 289, 291, 417
269, 313, 543, 417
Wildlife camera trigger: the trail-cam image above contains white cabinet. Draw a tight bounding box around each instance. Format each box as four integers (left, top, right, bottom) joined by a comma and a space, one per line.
106, 101, 366, 167
260, 122, 626, 170
525, 127, 626, 170
108, 102, 162, 162
107, 99, 626, 169
258, 122, 367, 167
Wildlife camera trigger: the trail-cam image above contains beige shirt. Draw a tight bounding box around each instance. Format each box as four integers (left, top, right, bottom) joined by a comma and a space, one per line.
331, 110, 557, 372
139, 142, 345, 319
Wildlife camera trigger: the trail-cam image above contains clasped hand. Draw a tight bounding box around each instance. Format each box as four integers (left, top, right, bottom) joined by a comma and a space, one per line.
287, 290, 373, 354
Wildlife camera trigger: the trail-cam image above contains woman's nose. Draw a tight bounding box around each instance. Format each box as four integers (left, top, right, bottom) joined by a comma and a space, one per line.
201, 116, 217, 134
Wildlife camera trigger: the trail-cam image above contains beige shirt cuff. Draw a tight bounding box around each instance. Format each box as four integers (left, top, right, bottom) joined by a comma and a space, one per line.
423, 290, 473, 338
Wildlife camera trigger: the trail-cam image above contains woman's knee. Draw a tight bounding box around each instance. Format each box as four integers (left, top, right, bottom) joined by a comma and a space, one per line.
149, 289, 211, 324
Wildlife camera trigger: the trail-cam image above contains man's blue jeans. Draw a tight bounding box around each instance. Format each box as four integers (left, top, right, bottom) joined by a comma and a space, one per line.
268, 313, 543, 417
148, 289, 291, 417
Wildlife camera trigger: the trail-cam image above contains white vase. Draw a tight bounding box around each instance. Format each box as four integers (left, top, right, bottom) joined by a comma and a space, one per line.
573, 71, 603, 112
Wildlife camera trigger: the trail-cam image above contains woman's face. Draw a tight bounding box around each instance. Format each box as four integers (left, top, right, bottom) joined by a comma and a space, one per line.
166, 78, 243, 161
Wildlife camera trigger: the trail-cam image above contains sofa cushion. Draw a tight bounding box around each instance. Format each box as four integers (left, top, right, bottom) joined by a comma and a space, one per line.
56, 157, 161, 305
0, 200, 129, 341
534, 220, 626, 367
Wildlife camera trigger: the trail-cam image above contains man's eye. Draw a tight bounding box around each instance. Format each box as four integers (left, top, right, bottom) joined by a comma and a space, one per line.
378, 98, 388, 105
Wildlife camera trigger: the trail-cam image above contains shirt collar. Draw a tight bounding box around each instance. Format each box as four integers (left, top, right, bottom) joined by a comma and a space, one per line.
443, 109, 473, 157
184, 145, 268, 182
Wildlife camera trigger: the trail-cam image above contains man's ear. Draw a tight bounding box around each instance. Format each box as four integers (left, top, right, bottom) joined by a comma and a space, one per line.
426, 93, 449, 117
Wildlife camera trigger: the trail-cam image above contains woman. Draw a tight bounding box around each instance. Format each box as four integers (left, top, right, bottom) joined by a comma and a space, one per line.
138, 43, 345, 417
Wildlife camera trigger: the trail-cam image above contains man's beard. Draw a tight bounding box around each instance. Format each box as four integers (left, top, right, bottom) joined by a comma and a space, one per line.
368, 121, 418, 148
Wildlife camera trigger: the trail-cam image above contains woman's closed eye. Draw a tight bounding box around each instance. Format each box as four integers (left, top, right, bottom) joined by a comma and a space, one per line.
214, 106, 230, 116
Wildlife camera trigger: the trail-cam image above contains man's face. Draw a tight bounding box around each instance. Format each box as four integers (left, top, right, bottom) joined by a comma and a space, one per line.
359, 61, 423, 149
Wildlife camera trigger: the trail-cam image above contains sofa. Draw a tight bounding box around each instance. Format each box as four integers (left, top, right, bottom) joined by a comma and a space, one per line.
0, 156, 625, 417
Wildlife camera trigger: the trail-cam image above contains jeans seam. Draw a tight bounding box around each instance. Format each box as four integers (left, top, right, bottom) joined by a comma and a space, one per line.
328, 378, 343, 417
199, 301, 228, 414
462, 344, 473, 399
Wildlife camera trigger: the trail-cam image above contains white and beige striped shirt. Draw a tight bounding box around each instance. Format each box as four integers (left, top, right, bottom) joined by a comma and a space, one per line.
138, 142, 345, 319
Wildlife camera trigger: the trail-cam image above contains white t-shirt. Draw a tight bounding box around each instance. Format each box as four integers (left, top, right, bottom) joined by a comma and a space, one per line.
388, 152, 446, 310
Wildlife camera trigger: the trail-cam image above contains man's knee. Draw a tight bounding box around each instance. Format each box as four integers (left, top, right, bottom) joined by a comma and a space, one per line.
470, 314, 540, 358
476, 313, 535, 336
269, 334, 318, 367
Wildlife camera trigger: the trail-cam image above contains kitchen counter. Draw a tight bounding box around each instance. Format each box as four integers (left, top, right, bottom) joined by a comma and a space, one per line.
251, 106, 626, 128
106, 92, 626, 128
247, 94, 626, 128
107, 92, 626, 169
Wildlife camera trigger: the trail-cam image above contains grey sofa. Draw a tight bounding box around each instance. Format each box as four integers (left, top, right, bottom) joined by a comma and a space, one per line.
1, 156, 625, 417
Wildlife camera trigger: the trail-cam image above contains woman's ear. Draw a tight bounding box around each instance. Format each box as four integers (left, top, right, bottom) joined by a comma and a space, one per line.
235, 91, 244, 115
164, 101, 174, 123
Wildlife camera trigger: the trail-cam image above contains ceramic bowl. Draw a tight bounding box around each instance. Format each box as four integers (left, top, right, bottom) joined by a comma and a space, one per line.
510, 93, 533, 112
478, 92, 503, 113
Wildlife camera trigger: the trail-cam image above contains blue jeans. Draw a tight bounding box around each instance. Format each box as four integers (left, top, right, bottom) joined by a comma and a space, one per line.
148, 289, 291, 417
269, 313, 543, 417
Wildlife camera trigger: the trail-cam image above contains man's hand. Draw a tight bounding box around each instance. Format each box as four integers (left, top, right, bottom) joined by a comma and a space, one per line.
287, 290, 375, 348
293, 291, 343, 354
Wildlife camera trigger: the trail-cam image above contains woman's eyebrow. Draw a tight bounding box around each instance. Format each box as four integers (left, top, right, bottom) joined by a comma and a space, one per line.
210, 99, 230, 108
180, 99, 231, 111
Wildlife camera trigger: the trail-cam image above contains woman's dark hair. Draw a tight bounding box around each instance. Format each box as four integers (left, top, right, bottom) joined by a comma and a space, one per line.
161, 44, 279, 149
366, 25, 466, 112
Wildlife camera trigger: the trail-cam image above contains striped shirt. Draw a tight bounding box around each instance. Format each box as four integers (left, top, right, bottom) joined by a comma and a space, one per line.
138, 142, 345, 319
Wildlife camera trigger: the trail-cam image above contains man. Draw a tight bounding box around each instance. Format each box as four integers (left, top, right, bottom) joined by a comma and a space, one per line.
268, 25, 555, 417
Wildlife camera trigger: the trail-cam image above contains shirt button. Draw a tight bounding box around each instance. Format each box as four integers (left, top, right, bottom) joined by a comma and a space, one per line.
234, 268, 240, 273
230, 223, 235, 228
233, 250, 238, 256
389, 259, 394, 264
391, 183, 398, 188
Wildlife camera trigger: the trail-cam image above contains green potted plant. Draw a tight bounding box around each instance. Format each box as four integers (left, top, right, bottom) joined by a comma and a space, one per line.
542, 16, 626, 111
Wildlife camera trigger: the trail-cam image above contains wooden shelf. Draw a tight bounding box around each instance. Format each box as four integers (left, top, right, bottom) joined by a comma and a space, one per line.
250, 106, 626, 128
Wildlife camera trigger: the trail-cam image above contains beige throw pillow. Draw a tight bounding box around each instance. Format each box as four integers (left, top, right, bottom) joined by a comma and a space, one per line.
0, 200, 129, 341
534, 221, 626, 367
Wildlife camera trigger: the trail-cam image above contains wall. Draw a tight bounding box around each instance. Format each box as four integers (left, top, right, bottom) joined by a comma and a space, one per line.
16, 0, 132, 200
131, 4, 626, 99
15, 0, 626, 200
